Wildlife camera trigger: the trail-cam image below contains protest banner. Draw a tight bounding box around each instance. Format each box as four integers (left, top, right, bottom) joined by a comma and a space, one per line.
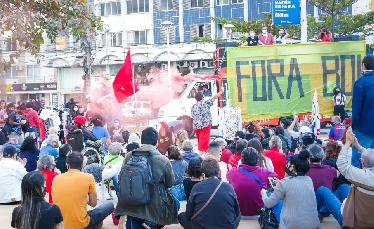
226, 41, 366, 121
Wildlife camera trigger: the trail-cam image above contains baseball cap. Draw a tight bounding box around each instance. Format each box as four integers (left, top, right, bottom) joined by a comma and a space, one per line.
73, 116, 86, 125
2, 145, 18, 158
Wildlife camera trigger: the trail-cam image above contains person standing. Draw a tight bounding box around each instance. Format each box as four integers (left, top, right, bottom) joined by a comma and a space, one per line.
116, 127, 178, 228
274, 28, 290, 44
351, 54, 374, 168
191, 91, 222, 153
11, 171, 63, 229
328, 116, 346, 141
4, 103, 26, 144
318, 27, 332, 42
0, 100, 7, 128
246, 30, 259, 46
258, 26, 274, 46
333, 87, 346, 121
52, 152, 114, 229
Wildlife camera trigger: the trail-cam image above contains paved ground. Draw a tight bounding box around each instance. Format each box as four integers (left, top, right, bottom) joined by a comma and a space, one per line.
1, 203, 340, 229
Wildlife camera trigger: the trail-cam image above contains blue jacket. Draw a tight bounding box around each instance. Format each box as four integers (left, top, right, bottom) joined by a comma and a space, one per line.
352, 71, 374, 137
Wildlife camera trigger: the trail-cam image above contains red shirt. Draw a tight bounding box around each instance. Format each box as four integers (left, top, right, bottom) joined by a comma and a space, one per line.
263, 147, 287, 179
321, 32, 332, 42
41, 169, 58, 203
229, 154, 241, 169
220, 148, 233, 164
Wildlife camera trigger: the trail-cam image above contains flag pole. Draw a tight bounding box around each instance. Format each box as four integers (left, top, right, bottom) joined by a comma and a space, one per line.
129, 48, 137, 115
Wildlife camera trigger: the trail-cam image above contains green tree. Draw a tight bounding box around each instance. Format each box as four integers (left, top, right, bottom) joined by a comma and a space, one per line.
0, 0, 101, 99
308, 0, 359, 39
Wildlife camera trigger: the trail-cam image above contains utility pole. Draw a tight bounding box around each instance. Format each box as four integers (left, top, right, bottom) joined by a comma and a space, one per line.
300, 0, 308, 43
0, 29, 5, 101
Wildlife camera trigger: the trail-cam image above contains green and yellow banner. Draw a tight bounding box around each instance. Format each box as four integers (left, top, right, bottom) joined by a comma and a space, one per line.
226, 41, 366, 121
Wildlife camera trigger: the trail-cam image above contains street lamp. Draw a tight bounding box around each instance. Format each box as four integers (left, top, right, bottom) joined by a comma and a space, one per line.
223, 24, 235, 42
161, 20, 174, 101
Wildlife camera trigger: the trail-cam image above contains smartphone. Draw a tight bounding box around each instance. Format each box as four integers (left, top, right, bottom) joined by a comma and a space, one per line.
268, 178, 277, 188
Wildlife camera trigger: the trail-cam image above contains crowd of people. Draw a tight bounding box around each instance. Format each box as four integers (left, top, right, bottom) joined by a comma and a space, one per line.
244, 26, 332, 47
0, 54, 373, 229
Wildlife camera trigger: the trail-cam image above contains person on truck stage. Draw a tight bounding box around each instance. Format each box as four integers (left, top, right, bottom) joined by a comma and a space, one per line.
333, 87, 346, 122
246, 30, 259, 46
191, 91, 222, 153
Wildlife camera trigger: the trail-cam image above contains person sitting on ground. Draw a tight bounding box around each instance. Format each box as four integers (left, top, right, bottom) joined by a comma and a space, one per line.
261, 150, 320, 229
247, 138, 274, 172
336, 128, 374, 228
168, 145, 188, 201
183, 157, 203, 201
322, 141, 350, 190
228, 138, 248, 169
226, 131, 245, 153
52, 152, 114, 229
329, 116, 346, 141
104, 142, 124, 167
40, 134, 59, 160
263, 136, 287, 179
215, 137, 232, 164
55, 144, 72, 173
181, 139, 200, 163
116, 127, 178, 228
19, 136, 40, 172
178, 158, 241, 229
175, 129, 189, 149
227, 147, 277, 217
245, 122, 261, 141
307, 144, 339, 191
207, 141, 229, 182
38, 154, 59, 204
102, 142, 134, 193
11, 171, 63, 229
168, 145, 188, 186
0, 145, 27, 204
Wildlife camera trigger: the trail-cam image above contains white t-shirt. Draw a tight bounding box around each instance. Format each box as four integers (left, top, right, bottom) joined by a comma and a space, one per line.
0, 159, 27, 203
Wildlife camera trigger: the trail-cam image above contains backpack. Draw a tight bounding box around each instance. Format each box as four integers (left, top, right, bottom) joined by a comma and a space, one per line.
67, 129, 84, 152
118, 151, 154, 206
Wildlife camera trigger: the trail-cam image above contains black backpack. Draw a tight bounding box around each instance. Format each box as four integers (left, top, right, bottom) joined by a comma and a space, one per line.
67, 129, 84, 152
118, 151, 154, 206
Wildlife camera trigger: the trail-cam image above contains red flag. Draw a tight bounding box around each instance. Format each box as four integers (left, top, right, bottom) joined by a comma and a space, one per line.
112, 50, 139, 103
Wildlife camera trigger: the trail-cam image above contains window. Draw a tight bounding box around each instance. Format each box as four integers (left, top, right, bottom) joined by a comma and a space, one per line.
127, 31, 148, 44
127, 0, 149, 13
216, 0, 229, 5
5, 66, 16, 79
198, 25, 204, 37
191, 0, 203, 8
232, 0, 243, 3
258, 1, 271, 15
26, 65, 41, 80
100, 1, 121, 16
110, 32, 122, 47
161, 0, 173, 10
6, 37, 17, 51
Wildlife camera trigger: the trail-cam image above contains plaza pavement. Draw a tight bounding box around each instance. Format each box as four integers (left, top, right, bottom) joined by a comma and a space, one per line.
0, 202, 340, 229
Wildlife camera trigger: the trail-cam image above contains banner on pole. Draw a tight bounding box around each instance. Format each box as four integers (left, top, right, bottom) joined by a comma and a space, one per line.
226, 41, 366, 121
273, 0, 301, 25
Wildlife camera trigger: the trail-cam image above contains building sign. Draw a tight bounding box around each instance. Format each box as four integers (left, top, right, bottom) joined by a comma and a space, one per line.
272, 0, 300, 25
226, 41, 366, 121
6, 83, 57, 92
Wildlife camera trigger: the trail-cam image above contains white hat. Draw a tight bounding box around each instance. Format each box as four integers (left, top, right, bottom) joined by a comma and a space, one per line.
300, 126, 311, 134
128, 133, 141, 145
